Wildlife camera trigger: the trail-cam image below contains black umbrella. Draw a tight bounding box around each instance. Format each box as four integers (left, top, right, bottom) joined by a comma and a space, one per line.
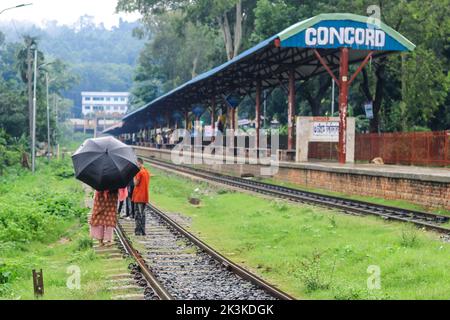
72, 136, 140, 191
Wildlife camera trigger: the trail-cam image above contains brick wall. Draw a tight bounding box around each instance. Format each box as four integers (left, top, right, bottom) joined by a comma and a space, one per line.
135, 147, 450, 210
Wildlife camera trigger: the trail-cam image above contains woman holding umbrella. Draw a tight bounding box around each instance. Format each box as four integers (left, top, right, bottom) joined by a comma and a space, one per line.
72, 137, 140, 246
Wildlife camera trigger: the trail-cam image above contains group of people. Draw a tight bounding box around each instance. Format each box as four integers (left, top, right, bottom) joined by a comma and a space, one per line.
89, 158, 151, 247
154, 130, 176, 149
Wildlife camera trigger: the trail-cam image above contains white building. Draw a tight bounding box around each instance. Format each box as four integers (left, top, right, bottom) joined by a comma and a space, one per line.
81, 92, 130, 116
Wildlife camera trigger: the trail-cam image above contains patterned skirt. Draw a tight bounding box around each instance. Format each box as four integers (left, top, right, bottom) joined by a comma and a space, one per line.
89, 191, 118, 242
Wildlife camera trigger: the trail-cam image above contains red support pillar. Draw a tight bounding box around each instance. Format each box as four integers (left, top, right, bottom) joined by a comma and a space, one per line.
314, 49, 373, 164
338, 47, 349, 164
288, 69, 296, 151
255, 79, 262, 150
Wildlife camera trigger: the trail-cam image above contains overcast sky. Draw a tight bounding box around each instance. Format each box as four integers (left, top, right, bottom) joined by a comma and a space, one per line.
0, 0, 141, 28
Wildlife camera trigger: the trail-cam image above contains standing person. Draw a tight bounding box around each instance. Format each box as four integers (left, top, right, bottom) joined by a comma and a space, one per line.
132, 158, 150, 236
90, 190, 119, 247
117, 187, 128, 216
127, 179, 135, 220
118, 181, 135, 220
156, 133, 162, 149
217, 115, 225, 133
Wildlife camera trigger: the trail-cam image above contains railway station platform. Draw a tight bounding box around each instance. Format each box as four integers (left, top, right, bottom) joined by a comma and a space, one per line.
133, 146, 450, 211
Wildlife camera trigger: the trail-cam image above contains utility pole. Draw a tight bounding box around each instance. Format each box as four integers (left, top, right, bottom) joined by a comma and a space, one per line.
32, 48, 37, 173
0, 3, 33, 16
46, 73, 50, 162
53, 94, 60, 160
26, 38, 33, 144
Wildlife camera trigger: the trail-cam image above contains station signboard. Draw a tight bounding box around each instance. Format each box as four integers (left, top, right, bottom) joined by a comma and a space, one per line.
364, 102, 374, 119
311, 119, 340, 142
296, 116, 356, 163
278, 14, 414, 52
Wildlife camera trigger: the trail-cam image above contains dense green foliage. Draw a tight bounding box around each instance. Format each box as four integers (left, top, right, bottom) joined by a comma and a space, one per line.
0, 158, 130, 300
0, 30, 76, 148
118, 0, 449, 132
0, 130, 26, 176
0, 159, 88, 296
0, 17, 145, 117
0, 160, 86, 249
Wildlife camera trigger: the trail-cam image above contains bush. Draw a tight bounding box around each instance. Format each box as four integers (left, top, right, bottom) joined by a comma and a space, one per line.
77, 237, 93, 251
0, 129, 21, 175
400, 225, 420, 248
0, 158, 86, 249
334, 286, 363, 300
296, 251, 333, 292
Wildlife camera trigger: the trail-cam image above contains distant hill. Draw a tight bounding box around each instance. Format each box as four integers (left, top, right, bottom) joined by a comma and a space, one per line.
0, 16, 145, 117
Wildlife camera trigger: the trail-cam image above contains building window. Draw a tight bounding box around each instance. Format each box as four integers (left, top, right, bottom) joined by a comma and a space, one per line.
93, 97, 104, 101
114, 98, 119, 102
84, 97, 91, 101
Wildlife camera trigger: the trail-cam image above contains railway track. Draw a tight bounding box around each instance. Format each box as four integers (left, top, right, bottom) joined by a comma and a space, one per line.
114, 225, 173, 300
115, 204, 294, 300
142, 156, 450, 235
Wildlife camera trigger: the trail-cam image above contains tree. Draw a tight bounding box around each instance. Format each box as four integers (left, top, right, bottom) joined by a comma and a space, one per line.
301, 76, 332, 116
117, 0, 449, 132
117, 0, 257, 61
185, 0, 257, 60
127, 11, 223, 107
2, 19, 145, 117
251, 0, 449, 132
336, 0, 449, 132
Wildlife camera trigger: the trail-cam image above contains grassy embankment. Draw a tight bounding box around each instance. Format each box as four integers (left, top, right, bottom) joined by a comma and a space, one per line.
258, 177, 450, 216
0, 160, 128, 300
189, 164, 448, 215
148, 165, 450, 300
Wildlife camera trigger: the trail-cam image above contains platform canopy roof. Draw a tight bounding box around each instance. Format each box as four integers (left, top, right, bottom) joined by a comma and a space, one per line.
111, 13, 414, 134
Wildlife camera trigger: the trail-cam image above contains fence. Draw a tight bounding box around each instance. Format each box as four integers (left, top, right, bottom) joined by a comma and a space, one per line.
309, 131, 450, 167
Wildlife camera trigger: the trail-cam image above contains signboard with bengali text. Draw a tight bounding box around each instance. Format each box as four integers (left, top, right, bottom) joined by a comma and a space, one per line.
310, 120, 340, 142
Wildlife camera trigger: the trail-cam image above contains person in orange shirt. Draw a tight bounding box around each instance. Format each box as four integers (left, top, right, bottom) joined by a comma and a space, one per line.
132, 158, 150, 236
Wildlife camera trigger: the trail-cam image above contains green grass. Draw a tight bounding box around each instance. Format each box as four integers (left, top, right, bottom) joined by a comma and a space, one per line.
1, 224, 130, 300
189, 163, 448, 215
148, 165, 450, 300
0, 159, 127, 300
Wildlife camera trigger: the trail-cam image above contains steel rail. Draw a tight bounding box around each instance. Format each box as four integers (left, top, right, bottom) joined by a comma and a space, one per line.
114, 224, 174, 300
147, 203, 295, 300
143, 156, 450, 235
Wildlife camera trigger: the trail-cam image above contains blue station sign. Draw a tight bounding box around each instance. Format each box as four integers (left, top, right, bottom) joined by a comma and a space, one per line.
277, 13, 415, 52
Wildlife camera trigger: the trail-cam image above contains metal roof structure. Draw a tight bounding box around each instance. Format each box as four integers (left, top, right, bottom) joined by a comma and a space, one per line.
108, 13, 415, 134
